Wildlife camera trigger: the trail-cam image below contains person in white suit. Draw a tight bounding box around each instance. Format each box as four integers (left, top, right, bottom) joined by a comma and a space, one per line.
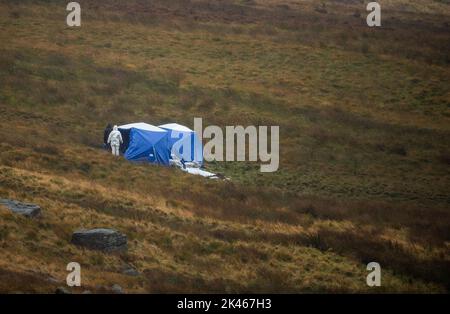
107, 125, 123, 156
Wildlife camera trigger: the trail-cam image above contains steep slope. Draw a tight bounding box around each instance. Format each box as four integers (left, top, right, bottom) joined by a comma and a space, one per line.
0, 0, 449, 292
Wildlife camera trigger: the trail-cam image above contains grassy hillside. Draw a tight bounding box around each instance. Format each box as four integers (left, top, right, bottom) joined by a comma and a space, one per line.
0, 0, 449, 293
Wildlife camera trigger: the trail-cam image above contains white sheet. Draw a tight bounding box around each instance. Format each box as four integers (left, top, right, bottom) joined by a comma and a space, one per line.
181, 167, 219, 179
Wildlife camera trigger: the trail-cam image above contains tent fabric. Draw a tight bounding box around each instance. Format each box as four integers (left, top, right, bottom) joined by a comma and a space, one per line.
118, 123, 170, 166
120, 122, 167, 133
158, 123, 192, 132
159, 123, 203, 165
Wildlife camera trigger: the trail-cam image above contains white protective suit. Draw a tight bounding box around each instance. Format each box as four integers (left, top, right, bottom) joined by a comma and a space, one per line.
107, 125, 123, 156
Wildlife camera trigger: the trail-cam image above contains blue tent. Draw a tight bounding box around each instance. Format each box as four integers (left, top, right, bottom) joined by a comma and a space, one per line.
118, 123, 170, 166
159, 123, 203, 165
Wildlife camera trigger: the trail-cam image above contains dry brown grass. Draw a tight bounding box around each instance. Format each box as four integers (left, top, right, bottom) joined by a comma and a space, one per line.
0, 0, 448, 293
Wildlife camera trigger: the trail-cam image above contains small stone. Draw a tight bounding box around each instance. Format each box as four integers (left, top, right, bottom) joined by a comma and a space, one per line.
123, 268, 139, 276
71, 228, 127, 253
122, 264, 139, 276
111, 284, 123, 294
55, 287, 71, 294
0, 199, 41, 218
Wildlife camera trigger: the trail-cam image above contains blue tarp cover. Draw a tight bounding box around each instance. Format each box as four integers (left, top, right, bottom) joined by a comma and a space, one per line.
123, 128, 170, 166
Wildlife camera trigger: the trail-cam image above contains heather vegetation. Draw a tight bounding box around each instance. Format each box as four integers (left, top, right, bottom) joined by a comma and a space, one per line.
0, 0, 449, 293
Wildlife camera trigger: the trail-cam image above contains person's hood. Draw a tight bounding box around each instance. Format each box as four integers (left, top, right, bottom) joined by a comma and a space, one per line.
113, 125, 118, 131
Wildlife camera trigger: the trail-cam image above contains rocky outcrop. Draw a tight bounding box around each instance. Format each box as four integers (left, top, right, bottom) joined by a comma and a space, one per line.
0, 199, 41, 218
71, 228, 127, 253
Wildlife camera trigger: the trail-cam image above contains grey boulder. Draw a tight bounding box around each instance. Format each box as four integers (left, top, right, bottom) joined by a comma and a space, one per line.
71, 228, 127, 253
0, 199, 41, 218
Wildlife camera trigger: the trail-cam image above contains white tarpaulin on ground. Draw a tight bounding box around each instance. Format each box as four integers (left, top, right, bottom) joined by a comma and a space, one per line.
169, 158, 219, 179
181, 167, 219, 179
